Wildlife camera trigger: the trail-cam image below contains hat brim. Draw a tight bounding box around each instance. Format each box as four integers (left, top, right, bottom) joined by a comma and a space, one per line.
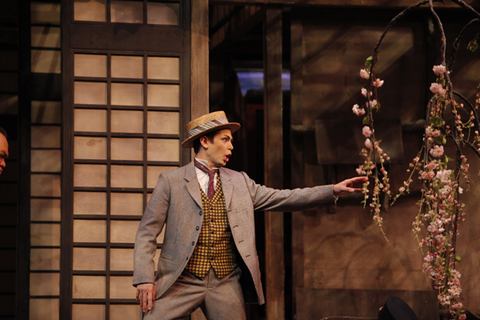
181, 122, 241, 148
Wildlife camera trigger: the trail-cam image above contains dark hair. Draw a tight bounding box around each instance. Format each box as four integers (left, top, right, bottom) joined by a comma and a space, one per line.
193, 130, 218, 154
0, 126, 7, 139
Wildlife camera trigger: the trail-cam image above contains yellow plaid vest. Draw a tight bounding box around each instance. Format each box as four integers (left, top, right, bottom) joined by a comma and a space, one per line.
185, 174, 238, 279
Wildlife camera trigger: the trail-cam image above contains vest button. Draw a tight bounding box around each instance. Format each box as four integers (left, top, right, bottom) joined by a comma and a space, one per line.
199, 211, 202, 216
192, 241, 195, 246
196, 226, 199, 231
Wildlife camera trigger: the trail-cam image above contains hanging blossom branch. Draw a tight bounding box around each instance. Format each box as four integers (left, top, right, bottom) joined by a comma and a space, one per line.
353, 0, 442, 231
352, 1, 435, 231
352, 1, 480, 319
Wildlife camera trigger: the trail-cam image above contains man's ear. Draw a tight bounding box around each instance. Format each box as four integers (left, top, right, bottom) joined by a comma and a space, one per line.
199, 136, 209, 149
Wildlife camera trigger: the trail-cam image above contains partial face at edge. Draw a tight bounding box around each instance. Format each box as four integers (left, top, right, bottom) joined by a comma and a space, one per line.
0, 133, 9, 175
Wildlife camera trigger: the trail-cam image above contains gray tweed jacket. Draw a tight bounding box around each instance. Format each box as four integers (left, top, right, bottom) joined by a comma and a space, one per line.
133, 161, 334, 304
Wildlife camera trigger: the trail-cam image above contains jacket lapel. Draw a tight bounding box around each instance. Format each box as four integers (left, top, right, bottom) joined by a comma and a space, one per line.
184, 162, 202, 208
219, 167, 233, 210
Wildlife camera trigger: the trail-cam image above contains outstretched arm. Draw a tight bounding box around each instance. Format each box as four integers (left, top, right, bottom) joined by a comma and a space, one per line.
332, 176, 368, 197
136, 283, 155, 312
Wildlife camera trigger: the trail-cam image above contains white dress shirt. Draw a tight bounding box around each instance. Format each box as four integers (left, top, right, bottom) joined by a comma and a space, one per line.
194, 158, 218, 195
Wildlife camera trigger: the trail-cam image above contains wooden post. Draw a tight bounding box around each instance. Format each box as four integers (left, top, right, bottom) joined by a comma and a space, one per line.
289, 11, 305, 315
190, 1, 209, 319
263, 7, 285, 320
191, 0, 210, 120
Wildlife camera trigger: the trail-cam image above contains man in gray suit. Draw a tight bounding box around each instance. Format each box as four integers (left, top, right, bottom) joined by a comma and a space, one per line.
133, 111, 367, 319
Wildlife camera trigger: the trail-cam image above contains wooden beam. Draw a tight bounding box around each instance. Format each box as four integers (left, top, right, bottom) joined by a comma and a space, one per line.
264, 7, 285, 320
210, 0, 480, 8
210, 6, 264, 51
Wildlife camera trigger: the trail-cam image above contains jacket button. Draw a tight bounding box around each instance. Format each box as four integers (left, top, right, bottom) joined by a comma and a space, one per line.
196, 226, 199, 231
199, 211, 202, 216
192, 241, 195, 246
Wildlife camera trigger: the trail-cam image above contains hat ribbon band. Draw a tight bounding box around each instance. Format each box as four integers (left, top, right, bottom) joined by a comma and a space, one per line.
188, 118, 229, 137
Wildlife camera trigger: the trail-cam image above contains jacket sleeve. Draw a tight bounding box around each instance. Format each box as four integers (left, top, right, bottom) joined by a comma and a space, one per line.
132, 172, 171, 286
240, 172, 335, 212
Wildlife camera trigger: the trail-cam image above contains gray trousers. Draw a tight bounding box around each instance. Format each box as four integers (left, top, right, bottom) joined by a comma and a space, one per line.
143, 267, 246, 320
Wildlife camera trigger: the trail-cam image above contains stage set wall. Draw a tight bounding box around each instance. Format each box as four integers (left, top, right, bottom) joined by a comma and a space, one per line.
1, 1, 480, 320
287, 6, 480, 319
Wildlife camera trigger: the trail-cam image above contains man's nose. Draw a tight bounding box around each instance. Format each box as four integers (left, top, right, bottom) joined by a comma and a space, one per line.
0, 159, 6, 168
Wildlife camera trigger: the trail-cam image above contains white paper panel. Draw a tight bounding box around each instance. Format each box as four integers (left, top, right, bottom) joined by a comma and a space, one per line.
72, 276, 106, 299
73, 220, 106, 243
147, 57, 179, 80
111, 55, 143, 78
74, 192, 106, 215
147, 111, 179, 134
74, 0, 106, 22
147, 84, 179, 107
74, 54, 107, 78
110, 193, 143, 216
111, 110, 143, 133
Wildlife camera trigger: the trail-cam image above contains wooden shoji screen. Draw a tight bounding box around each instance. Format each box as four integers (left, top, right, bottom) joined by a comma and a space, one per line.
62, 1, 191, 319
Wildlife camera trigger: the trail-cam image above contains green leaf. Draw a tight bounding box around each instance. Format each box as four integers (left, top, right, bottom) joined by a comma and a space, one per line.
467, 39, 478, 52
363, 116, 371, 125
439, 78, 446, 87
429, 116, 444, 128
365, 56, 373, 67
456, 255, 461, 263
434, 135, 447, 145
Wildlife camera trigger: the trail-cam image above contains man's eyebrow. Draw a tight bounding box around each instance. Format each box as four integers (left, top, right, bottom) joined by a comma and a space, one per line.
0, 151, 8, 158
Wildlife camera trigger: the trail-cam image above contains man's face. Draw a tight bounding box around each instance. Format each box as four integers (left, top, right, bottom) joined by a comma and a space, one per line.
201, 129, 234, 169
0, 133, 9, 175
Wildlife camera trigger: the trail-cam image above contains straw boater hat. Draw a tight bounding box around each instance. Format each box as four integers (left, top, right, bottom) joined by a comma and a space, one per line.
181, 111, 241, 148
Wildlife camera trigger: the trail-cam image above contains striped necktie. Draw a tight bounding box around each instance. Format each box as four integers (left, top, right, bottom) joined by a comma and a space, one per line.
194, 160, 217, 199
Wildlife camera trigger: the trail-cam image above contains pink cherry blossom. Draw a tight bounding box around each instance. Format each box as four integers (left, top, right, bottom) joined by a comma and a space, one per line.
361, 87, 368, 97
430, 145, 444, 158
432, 64, 446, 76
426, 161, 437, 171
425, 126, 441, 137
430, 83, 443, 94
352, 104, 365, 116
430, 83, 447, 97
362, 126, 373, 137
364, 139, 373, 150
373, 78, 384, 87
356, 166, 364, 175
360, 69, 370, 79
421, 171, 435, 180
439, 185, 452, 196
436, 169, 452, 184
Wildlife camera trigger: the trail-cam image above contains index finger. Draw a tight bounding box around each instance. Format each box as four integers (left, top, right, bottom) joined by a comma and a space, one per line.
147, 287, 154, 310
